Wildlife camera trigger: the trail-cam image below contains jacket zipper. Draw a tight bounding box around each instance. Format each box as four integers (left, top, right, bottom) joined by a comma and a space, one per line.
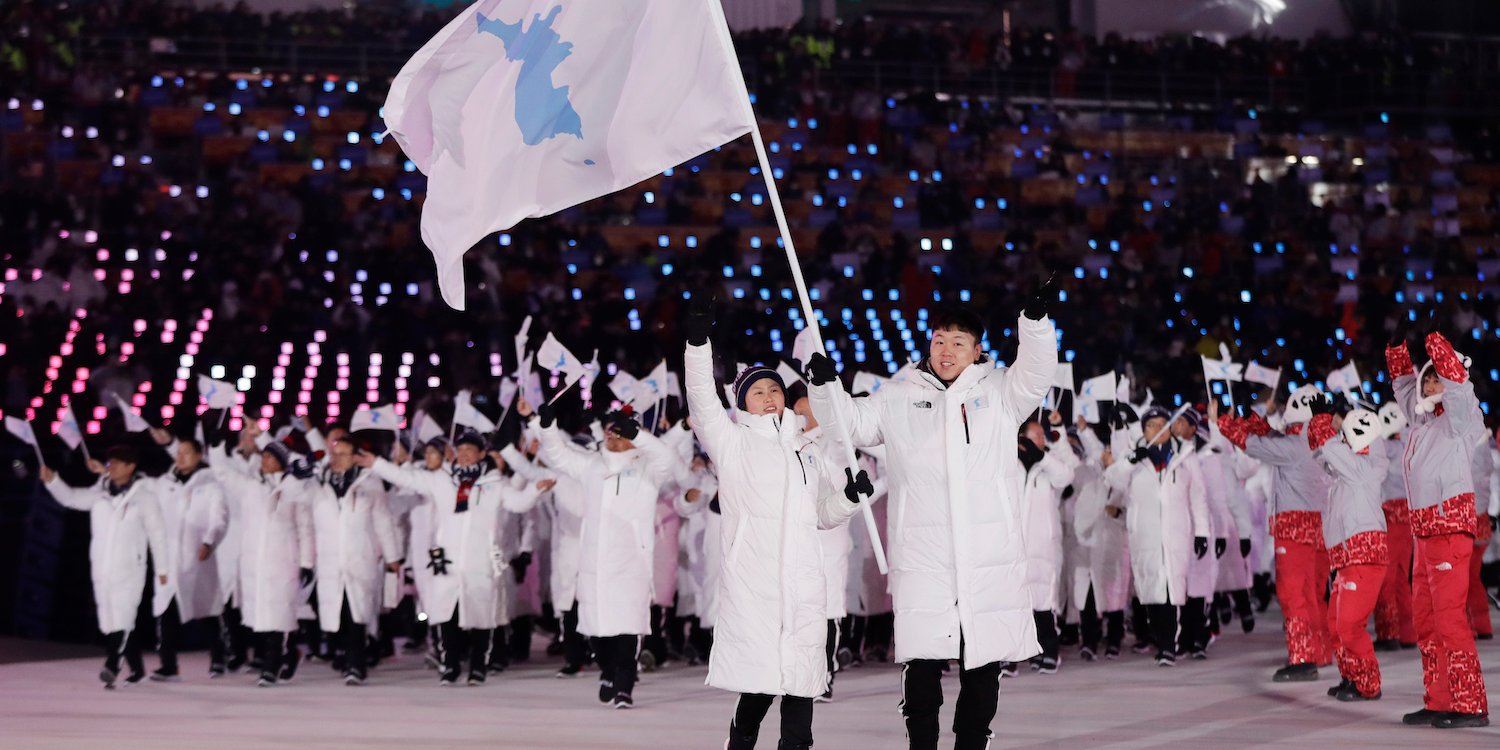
794, 449, 807, 485
960, 403, 971, 444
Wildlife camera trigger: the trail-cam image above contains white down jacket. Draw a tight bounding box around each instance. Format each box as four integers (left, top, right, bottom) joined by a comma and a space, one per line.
306, 467, 402, 632
810, 314, 1058, 669
209, 447, 314, 634
1019, 439, 1080, 613
1104, 437, 1211, 606
45, 476, 167, 634
150, 468, 229, 621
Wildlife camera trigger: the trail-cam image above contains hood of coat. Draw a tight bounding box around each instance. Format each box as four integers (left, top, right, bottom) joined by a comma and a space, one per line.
734, 408, 801, 442
914, 355, 992, 395
600, 445, 641, 474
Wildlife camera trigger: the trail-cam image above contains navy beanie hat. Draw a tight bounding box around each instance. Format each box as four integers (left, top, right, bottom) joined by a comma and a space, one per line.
733, 365, 785, 411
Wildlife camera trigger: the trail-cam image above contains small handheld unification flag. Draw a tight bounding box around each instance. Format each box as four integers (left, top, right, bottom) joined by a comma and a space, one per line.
498, 379, 519, 411
57, 402, 84, 451
351, 404, 401, 433
851, 371, 889, 396
792, 326, 821, 368
1053, 362, 1076, 392
112, 395, 152, 433
776, 361, 802, 387
382, 0, 756, 310
413, 410, 446, 444
1326, 362, 1362, 393
610, 371, 640, 404
5, 416, 38, 447
514, 315, 533, 368
537, 333, 588, 386
198, 375, 238, 409
635, 361, 670, 404
1201, 344, 1244, 383
1245, 362, 1282, 389
453, 391, 497, 433
1077, 371, 1116, 422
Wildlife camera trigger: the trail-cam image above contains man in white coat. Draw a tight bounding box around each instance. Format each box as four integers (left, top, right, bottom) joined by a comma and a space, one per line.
1072, 417, 1131, 660
42, 446, 168, 689
208, 431, 314, 687
1017, 416, 1080, 675
527, 400, 681, 710
308, 436, 404, 684
147, 438, 229, 681
792, 395, 859, 702
807, 297, 1058, 750
356, 429, 541, 686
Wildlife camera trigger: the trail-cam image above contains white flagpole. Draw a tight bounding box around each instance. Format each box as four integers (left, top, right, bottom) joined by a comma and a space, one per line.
715, 47, 887, 572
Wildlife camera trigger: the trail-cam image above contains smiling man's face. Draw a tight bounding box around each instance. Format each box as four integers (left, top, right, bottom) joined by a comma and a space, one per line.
929, 327, 979, 381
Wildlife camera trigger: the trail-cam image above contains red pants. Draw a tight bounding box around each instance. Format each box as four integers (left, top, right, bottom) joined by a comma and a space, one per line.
1413, 533, 1489, 715
1375, 508, 1417, 644
1276, 537, 1333, 665
1329, 564, 1387, 697
1469, 524, 1493, 638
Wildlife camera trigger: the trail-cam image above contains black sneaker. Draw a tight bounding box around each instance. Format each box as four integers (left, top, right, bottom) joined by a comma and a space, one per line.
343, 671, 366, 686
1079, 646, 1097, 662
612, 692, 633, 710
1433, 712, 1489, 729
1155, 652, 1176, 668
100, 668, 119, 689
1327, 679, 1352, 697
638, 651, 658, 673
467, 672, 487, 686
598, 679, 616, 703
256, 673, 277, 688
1272, 663, 1318, 682
208, 663, 227, 679
1131, 642, 1154, 655
556, 663, 582, 678
150, 667, 180, 683
439, 670, 461, 687
1104, 646, 1121, 660
225, 655, 247, 673
1240, 616, 1255, 634
814, 687, 832, 704
1037, 656, 1059, 674
279, 649, 301, 682
1190, 650, 1208, 661
835, 647, 854, 669
120, 672, 146, 687
487, 662, 507, 675
1402, 708, 1440, 725
998, 662, 1018, 678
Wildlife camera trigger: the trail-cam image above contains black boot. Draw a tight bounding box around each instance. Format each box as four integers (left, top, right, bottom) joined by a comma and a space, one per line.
1272, 663, 1317, 682
1433, 712, 1490, 729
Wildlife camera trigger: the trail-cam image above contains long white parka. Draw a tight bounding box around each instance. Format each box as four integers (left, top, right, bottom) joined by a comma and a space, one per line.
369, 459, 539, 629
1069, 428, 1131, 613
306, 467, 403, 632
208, 446, 314, 634
1019, 438, 1080, 613
685, 342, 861, 697
1104, 437, 1211, 606
538, 421, 678, 638
809, 314, 1058, 668
150, 468, 230, 621
45, 475, 168, 634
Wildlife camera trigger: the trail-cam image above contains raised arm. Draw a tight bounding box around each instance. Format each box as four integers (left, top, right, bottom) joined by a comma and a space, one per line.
996, 313, 1059, 424
683, 341, 735, 461
43, 474, 102, 512
537, 422, 596, 482
368, 457, 445, 500
1425, 332, 1481, 439
1387, 342, 1419, 423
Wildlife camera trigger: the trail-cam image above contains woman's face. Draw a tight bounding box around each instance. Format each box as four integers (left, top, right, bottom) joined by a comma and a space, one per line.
1422, 371, 1445, 398
744, 380, 785, 417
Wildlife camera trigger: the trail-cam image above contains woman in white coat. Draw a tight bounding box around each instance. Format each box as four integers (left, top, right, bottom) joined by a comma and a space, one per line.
681, 304, 862, 750
502, 437, 587, 676
357, 430, 540, 686
528, 400, 680, 709
148, 438, 229, 680
42, 446, 168, 688
1104, 405, 1212, 666
1173, 410, 1223, 659
307, 437, 403, 685
1017, 417, 1080, 675
209, 436, 314, 687
1071, 419, 1131, 659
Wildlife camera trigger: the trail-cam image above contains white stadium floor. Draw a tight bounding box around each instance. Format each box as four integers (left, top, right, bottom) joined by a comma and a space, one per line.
2, 609, 1498, 749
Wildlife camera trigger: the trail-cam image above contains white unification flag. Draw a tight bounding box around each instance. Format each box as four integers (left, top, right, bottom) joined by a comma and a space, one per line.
537, 333, 588, 385
791, 326, 821, 368
498, 379, 519, 411
1245, 362, 1282, 389
665, 372, 682, 400
635, 361, 670, 404
112, 395, 152, 433
6, 416, 38, 448
1327, 362, 1362, 392
1053, 362, 1075, 392
198, 375, 237, 409
384, 0, 756, 309
523, 371, 545, 410
1077, 371, 1116, 422
1201, 344, 1244, 383
851, 371, 888, 396
413, 410, 446, 444
776, 361, 802, 387
514, 315, 533, 368
58, 402, 84, 450
610, 371, 640, 404
453, 390, 497, 433
1116, 375, 1132, 404
352, 404, 401, 433
583, 350, 601, 384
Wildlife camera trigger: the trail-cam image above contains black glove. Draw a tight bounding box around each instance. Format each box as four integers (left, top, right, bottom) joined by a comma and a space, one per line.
510, 551, 532, 584
608, 413, 640, 441
844, 468, 873, 504
1215, 538, 1227, 559
1309, 393, 1336, 416
806, 353, 838, 386
1330, 393, 1353, 417
201, 412, 226, 448
1129, 446, 1149, 464
1490, 515, 1499, 530
681, 296, 714, 346
1194, 537, 1208, 560
1240, 538, 1252, 557
1021, 272, 1056, 321
299, 567, 315, 587
1389, 315, 1409, 349
289, 457, 316, 480
536, 400, 556, 429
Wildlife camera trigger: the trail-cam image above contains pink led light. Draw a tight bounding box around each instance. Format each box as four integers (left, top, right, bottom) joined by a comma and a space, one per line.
93, 406, 107, 420
161, 405, 175, 419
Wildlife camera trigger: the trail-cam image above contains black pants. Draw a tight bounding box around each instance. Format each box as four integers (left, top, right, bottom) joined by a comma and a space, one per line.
1229, 589, 1254, 619
1032, 610, 1059, 660
1079, 586, 1123, 650
434, 605, 493, 678
509, 615, 534, 662
901, 653, 1001, 750
220, 599, 250, 667
643, 604, 669, 664
103, 629, 145, 676
157, 598, 182, 673
688, 616, 714, 662
841, 615, 865, 658
1130, 598, 1150, 645
561, 605, 587, 668
1145, 603, 1178, 657
254, 631, 287, 679
335, 596, 369, 678
1180, 597, 1208, 653
592, 634, 641, 697
825, 619, 839, 685
728, 693, 814, 749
